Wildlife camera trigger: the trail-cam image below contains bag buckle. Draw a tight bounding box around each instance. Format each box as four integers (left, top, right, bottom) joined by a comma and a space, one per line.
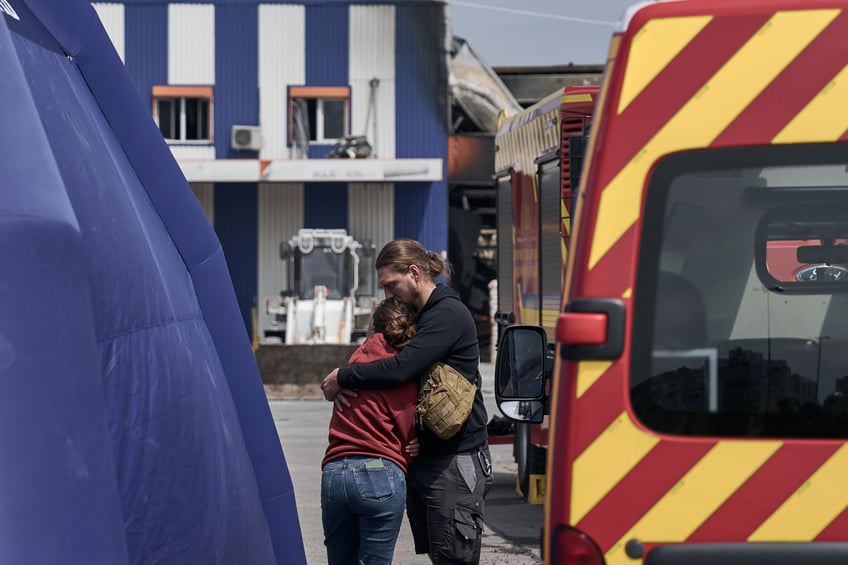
477, 449, 492, 477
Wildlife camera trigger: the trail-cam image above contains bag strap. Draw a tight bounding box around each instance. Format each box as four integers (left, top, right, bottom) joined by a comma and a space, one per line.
423, 362, 482, 388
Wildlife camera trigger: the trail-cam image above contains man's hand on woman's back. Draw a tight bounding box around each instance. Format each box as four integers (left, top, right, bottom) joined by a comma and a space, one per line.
322, 368, 358, 411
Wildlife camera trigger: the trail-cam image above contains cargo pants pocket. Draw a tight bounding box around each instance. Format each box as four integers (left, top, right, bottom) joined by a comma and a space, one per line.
439, 505, 482, 563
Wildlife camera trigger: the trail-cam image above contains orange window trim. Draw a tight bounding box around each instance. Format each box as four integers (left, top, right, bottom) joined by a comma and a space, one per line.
152, 85, 214, 99
289, 85, 350, 99
151, 85, 214, 143
288, 86, 351, 145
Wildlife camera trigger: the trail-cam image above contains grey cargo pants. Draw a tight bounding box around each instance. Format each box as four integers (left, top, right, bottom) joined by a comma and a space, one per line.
406, 444, 494, 564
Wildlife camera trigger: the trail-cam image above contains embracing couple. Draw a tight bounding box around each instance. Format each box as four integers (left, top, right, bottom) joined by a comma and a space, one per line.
320, 238, 493, 565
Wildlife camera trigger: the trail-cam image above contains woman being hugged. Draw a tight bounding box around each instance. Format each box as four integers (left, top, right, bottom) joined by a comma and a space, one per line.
321, 297, 418, 565
322, 239, 491, 565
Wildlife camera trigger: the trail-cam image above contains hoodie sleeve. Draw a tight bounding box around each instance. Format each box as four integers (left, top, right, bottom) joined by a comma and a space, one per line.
338, 301, 466, 389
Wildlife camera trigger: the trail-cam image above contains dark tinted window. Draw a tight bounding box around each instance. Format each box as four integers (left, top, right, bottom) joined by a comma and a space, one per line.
184, 97, 209, 140
322, 99, 346, 140
296, 248, 347, 300
157, 98, 176, 139
156, 96, 209, 141
304, 98, 347, 142
631, 146, 848, 438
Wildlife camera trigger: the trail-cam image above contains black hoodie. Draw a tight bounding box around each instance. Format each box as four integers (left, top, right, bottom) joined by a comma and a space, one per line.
337, 284, 489, 456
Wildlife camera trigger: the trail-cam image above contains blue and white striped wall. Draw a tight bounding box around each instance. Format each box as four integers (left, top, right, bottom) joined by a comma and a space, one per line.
92, 0, 449, 339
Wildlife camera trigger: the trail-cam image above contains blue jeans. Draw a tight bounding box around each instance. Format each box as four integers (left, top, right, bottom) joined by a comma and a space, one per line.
322, 456, 407, 565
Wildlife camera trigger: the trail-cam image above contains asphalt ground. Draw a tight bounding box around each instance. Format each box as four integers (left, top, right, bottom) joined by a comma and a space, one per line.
269, 362, 544, 564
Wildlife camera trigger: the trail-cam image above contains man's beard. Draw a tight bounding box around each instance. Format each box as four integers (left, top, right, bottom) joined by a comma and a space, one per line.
403, 281, 421, 310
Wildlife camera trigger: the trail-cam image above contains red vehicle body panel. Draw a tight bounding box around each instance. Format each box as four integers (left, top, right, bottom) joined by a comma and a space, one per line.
530, 1, 848, 563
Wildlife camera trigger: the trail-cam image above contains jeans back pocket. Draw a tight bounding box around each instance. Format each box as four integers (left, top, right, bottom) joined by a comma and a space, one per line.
353, 465, 395, 502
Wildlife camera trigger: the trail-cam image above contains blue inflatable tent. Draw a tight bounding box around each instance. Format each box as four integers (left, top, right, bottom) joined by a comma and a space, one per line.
0, 1, 306, 563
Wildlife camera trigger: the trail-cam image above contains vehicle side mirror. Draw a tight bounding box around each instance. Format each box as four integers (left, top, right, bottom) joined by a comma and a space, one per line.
495, 325, 548, 423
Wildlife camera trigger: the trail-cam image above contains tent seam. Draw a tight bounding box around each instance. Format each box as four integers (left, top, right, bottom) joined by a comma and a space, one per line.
97, 314, 205, 344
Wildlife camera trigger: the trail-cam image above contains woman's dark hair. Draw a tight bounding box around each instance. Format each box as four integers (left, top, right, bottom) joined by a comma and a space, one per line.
375, 239, 453, 285
371, 297, 416, 350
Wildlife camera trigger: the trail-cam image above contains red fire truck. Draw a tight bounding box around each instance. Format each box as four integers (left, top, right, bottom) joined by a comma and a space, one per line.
495, 0, 848, 563
494, 85, 599, 502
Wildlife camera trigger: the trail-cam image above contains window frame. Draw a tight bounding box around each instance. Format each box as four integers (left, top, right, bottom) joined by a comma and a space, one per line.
288, 85, 351, 146
152, 85, 214, 144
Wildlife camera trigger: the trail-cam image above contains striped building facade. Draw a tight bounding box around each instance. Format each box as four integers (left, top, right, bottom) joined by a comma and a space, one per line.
92, 0, 450, 339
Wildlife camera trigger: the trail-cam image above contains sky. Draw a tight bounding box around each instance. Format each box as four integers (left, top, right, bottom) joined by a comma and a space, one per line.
449, 0, 639, 67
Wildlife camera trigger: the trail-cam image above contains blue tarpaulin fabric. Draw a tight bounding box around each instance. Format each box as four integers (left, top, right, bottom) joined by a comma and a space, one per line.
0, 1, 306, 563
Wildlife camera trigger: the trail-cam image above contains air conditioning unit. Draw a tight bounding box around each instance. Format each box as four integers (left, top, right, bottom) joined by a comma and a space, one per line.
231, 125, 262, 151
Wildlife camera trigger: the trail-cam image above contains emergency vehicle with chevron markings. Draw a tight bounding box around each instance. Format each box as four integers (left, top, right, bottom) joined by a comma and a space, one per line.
495, 0, 848, 563
493, 85, 599, 503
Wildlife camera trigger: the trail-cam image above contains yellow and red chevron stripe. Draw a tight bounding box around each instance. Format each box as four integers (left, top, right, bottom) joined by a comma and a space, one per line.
589, 8, 846, 271
554, 3, 848, 564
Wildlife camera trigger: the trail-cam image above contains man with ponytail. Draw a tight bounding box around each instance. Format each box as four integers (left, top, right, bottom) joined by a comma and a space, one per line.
322, 239, 492, 565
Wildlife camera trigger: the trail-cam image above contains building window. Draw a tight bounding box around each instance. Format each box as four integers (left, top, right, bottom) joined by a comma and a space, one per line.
289, 86, 350, 145
152, 86, 213, 143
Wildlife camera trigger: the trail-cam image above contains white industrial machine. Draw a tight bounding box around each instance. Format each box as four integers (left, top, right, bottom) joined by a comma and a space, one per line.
263, 229, 378, 345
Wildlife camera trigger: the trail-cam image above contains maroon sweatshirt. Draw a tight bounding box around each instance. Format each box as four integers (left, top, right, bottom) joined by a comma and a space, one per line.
321, 333, 418, 472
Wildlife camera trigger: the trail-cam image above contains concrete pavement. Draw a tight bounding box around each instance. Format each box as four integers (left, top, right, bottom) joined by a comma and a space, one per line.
269, 362, 543, 564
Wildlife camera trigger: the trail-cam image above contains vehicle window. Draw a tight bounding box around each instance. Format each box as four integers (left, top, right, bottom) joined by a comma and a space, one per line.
296, 249, 346, 300
631, 146, 848, 438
